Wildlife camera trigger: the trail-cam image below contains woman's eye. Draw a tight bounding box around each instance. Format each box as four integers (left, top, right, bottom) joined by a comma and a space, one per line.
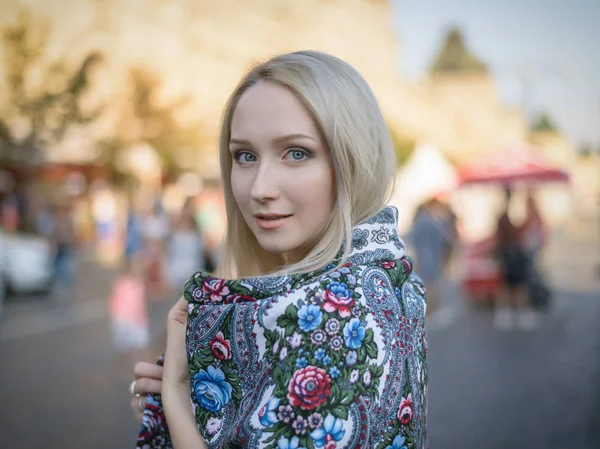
284, 149, 309, 161
234, 151, 257, 163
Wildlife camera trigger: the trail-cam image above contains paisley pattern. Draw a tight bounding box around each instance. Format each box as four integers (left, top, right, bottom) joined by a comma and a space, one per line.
136, 206, 427, 449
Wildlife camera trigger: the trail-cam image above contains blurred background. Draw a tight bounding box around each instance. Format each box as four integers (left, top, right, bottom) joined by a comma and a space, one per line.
0, 0, 599, 448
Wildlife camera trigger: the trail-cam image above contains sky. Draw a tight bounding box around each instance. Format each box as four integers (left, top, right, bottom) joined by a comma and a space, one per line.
392, 0, 600, 148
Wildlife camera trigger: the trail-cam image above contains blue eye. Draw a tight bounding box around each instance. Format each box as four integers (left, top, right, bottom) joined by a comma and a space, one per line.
285, 149, 309, 161
234, 151, 257, 163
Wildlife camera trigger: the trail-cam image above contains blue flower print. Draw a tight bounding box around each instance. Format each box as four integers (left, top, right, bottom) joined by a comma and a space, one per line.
310, 414, 345, 448
385, 434, 408, 449
277, 435, 306, 449
343, 318, 366, 349
327, 282, 352, 300
298, 305, 323, 332
259, 396, 280, 427
346, 350, 358, 366
329, 366, 340, 379
339, 267, 351, 274
322, 355, 332, 366
324, 262, 336, 272
193, 366, 233, 413
296, 357, 308, 368
314, 348, 326, 361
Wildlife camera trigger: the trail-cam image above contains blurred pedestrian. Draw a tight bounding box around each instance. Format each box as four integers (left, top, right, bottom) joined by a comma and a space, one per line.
442, 201, 458, 272
165, 206, 205, 291
142, 197, 170, 300
124, 197, 144, 264
0, 193, 20, 232
51, 201, 77, 302
520, 191, 551, 311
37, 201, 55, 238
412, 197, 452, 315
520, 191, 546, 270
493, 188, 533, 329
109, 258, 150, 363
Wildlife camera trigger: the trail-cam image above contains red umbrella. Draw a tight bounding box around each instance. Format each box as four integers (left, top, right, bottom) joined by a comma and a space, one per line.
458, 146, 570, 186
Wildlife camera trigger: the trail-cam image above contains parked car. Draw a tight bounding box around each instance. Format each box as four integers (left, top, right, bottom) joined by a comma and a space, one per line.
0, 230, 54, 313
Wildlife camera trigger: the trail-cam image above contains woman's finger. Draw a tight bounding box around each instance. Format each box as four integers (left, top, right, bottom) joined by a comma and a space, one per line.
167, 297, 189, 325
130, 396, 146, 423
133, 362, 164, 380
132, 377, 163, 396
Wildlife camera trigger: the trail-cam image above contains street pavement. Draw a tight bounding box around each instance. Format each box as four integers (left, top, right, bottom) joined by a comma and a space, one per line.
0, 226, 599, 449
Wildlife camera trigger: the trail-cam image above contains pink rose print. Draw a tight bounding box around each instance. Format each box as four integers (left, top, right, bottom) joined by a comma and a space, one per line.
322, 282, 355, 318
203, 278, 230, 303
398, 393, 414, 425
210, 331, 232, 360
287, 366, 331, 411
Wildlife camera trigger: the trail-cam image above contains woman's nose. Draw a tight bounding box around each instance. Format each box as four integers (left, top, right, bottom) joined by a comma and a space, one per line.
250, 163, 280, 202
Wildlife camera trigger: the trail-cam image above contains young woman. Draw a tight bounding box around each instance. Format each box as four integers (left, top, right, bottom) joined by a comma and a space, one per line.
131, 51, 428, 449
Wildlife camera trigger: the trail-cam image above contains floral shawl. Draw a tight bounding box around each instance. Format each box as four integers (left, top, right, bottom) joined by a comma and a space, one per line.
137, 206, 428, 449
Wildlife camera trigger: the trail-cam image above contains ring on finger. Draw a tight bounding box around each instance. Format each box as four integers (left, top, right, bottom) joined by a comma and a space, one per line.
130, 380, 141, 398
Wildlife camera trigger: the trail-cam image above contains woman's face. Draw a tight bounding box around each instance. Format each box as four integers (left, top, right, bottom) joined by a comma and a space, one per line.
229, 80, 335, 261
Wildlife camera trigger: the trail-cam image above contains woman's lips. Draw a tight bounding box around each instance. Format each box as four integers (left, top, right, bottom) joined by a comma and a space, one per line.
254, 214, 292, 230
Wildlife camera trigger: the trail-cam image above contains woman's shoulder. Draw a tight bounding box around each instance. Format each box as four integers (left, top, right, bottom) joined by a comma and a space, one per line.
302, 256, 425, 314
183, 254, 421, 303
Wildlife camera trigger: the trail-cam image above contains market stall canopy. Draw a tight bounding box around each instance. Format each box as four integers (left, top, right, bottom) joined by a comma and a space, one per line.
396, 143, 458, 201
391, 143, 458, 232
458, 146, 570, 186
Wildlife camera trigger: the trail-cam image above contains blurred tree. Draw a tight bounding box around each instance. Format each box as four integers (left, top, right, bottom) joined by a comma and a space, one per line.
388, 126, 416, 166
430, 26, 487, 75
0, 9, 103, 163
578, 143, 597, 158
98, 68, 205, 179
531, 113, 559, 132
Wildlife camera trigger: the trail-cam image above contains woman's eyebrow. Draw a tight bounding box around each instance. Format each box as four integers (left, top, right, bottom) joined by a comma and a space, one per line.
229, 137, 250, 145
272, 133, 316, 144
229, 134, 317, 146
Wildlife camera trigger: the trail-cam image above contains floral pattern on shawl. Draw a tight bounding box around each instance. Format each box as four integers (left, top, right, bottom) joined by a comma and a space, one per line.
136, 206, 428, 449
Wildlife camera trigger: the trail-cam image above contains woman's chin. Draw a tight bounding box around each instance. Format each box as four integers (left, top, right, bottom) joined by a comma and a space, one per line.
256, 238, 306, 262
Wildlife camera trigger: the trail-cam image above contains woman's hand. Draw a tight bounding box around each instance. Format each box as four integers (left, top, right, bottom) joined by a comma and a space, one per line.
130, 362, 164, 422
163, 297, 191, 393
162, 297, 208, 448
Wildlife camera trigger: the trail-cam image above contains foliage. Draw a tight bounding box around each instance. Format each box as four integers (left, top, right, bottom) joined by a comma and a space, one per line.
97, 68, 206, 176
577, 143, 598, 158
0, 8, 204, 178
388, 126, 416, 166
0, 9, 103, 162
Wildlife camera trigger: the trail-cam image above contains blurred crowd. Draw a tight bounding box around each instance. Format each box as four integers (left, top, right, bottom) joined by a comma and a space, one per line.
0, 177, 224, 350
409, 188, 550, 329
2, 177, 553, 333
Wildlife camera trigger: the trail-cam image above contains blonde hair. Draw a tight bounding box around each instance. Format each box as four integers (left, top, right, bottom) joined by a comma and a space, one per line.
217, 51, 396, 278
